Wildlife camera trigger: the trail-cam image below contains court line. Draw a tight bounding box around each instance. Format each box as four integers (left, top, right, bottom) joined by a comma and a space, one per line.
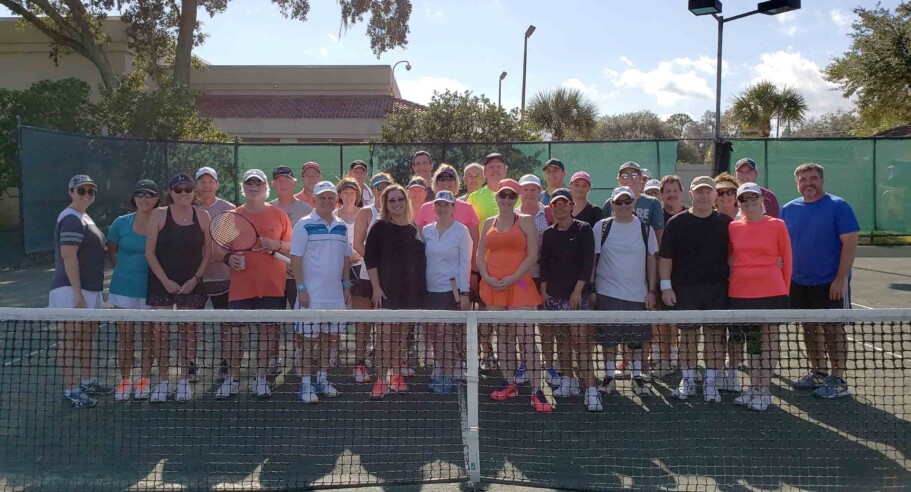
849, 302, 904, 359
2, 341, 59, 367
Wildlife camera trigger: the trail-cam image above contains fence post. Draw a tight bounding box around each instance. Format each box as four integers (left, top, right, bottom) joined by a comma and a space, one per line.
464, 311, 482, 485
655, 139, 661, 177
338, 144, 344, 180
872, 138, 878, 241
763, 139, 769, 188
233, 138, 240, 204
15, 116, 26, 255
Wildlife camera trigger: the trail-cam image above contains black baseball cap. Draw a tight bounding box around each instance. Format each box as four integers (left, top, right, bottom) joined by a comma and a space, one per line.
483, 153, 505, 165
272, 166, 294, 179
168, 174, 193, 189
350, 160, 368, 172
543, 158, 565, 171
133, 179, 159, 195
549, 188, 573, 205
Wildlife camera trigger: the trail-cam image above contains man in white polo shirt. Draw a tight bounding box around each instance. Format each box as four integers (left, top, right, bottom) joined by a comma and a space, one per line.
290, 181, 353, 404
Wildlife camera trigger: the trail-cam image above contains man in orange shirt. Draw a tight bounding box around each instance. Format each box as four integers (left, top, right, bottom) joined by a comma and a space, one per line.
217, 169, 293, 400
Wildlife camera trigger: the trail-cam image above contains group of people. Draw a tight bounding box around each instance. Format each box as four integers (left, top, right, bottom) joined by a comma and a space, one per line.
50, 152, 860, 414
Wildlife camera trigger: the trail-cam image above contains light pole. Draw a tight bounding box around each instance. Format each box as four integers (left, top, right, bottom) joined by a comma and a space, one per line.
391, 60, 411, 94
498, 71, 507, 109
689, 0, 800, 168
520, 25, 535, 119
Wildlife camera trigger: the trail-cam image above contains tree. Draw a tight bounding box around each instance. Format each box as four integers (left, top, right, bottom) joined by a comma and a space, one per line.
665, 113, 694, 139
594, 111, 675, 140
729, 81, 808, 138
790, 110, 859, 138
0, 0, 413, 89
526, 87, 598, 140
825, 3, 911, 135
0, 79, 98, 190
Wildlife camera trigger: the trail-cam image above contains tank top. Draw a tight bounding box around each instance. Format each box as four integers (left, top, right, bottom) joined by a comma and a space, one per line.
485, 215, 526, 273
155, 207, 204, 284
358, 205, 380, 280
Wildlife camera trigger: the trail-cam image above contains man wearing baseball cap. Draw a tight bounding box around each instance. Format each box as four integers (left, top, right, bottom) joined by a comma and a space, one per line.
602, 161, 665, 244
294, 161, 322, 207
291, 180, 352, 403
540, 159, 566, 205
734, 158, 780, 218
412, 151, 437, 203
348, 160, 374, 206
468, 153, 515, 234
658, 176, 732, 403
194, 167, 236, 311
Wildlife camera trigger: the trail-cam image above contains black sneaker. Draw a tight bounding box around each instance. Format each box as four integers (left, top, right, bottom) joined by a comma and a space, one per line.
187, 360, 199, 384
65, 389, 97, 408
80, 380, 114, 395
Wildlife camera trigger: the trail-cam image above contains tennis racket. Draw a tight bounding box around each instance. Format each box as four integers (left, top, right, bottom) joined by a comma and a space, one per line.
210, 211, 291, 265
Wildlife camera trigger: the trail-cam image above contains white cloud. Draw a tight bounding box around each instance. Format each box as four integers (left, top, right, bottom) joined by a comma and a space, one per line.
327, 33, 338, 43
749, 51, 850, 114
777, 11, 801, 37
398, 76, 466, 104
562, 78, 598, 97
619, 56, 634, 67
605, 57, 718, 107
671, 55, 732, 76
830, 8, 854, 32
423, 3, 444, 21
319, 47, 328, 57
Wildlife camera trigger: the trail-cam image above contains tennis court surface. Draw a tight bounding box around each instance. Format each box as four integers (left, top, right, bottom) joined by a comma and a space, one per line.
1, 308, 909, 491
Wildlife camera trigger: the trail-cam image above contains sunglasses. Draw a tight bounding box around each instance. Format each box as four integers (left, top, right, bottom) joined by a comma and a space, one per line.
497, 192, 518, 200
75, 187, 96, 196
243, 180, 265, 187
717, 188, 737, 197
613, 198, 634, 206
550, 200, 571, 208
133, 191, 157, 199
172, 186, 194, 194
619, 172, 640, 179
738, 194, 761, 204
374, 183, 390, 192
437, 175, 456, 182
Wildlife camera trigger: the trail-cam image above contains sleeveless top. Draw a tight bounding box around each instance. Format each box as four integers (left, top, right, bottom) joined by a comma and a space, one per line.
154, 207, 204, 285
480, 215, 541, 307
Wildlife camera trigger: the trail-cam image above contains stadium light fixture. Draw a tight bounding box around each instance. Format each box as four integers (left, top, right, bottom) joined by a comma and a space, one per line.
498, 71, 507, 109
689, 0, 721, 16
520, 25, 535, 119
758, 0, 800, 15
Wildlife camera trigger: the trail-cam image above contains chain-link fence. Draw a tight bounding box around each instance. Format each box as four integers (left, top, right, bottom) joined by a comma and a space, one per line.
16, 125, 911, 254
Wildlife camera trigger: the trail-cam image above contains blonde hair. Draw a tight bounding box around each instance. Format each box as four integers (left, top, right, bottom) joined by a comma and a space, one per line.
714, 172, 740, 189
379, 184, 413, 224
431, 163, 461, 193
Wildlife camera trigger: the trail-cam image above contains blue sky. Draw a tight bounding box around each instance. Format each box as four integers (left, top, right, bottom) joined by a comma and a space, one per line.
6, 0, 903, 119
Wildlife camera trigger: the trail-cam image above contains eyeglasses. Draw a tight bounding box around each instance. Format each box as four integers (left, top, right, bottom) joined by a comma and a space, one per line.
243, 180, 264, 187
172, 186, 194, 194
437, 175, 456, 182
497, 192, 518, 200
75, 187, 96, 196
619, 172, 640, 179
550, 200, 571, 208
133, 191, 157, 199
374, 183, 390, 192
717, 188, 737, 197
738, 194, 761, 204
613, 198, 633, 206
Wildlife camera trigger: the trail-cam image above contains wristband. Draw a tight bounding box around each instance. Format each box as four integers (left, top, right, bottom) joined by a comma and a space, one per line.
223, 253, 231, 265
194, 274, 203, 283
659, 280, 672, 291
342, 279, 352, 289
296, 283, 307, 293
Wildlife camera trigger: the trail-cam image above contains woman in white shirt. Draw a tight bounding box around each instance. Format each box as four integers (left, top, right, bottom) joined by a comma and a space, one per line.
422, 191, 472, 394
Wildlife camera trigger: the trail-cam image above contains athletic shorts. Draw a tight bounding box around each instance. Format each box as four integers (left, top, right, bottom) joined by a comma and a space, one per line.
544, 296, 590, 311
674, 282, 727, 312
789, 282, 849, 310
228, 296, 286, 310
594, 294, 651, 346
425, 291, 458, 311
351, 278, 373, 299
728, 296, 788, 353
108, 294, 150, 310
148, 291, 207, 309
48, 287, 103, 309
295, 301, 348, 337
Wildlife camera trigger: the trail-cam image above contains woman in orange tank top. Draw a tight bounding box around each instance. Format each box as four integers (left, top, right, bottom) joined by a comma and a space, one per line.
477, 179, 550, 413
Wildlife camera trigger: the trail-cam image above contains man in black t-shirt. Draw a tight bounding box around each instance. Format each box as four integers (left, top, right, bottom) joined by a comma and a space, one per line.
658, 176, 731, 404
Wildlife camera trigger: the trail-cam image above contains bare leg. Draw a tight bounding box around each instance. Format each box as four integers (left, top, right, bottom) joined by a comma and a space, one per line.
571, 325, 595, 387
823, 323, 848, 379
179, 322, 197, 378
140, 322, 155, 379
516, 322, 541, 391
802, 323, 828, 372
117, 321, 135, 381
257, 324, 278, 378
155, 322, 170, 382
756, 324, 780, 393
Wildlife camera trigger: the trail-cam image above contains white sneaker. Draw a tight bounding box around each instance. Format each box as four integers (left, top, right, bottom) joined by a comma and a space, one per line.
553, 377, 580, 398
734, 388, 756, 406
115, 379, 132, 401
176, 379, 192, 402
671, 379, 695, 400
747, 392, 771, 411
597, 377, 617, 395
317, 381, 339, 398
584, 387, 603, 412
254, 376, 271, 399
718, 372, 742, 393
632, 377, 653, 396
216, 377, 235, 400
703, 381, 721, 403
299, 384, 319, 404
150, 381, 170, 403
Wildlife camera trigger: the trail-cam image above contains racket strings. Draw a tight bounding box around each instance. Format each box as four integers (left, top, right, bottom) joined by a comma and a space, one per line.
211, 212, 258, 250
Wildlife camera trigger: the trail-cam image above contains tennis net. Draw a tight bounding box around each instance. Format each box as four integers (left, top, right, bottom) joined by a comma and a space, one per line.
0, 308, 909, 491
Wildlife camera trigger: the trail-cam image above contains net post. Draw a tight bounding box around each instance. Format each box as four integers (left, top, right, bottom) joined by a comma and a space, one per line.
464, 311, 482, 485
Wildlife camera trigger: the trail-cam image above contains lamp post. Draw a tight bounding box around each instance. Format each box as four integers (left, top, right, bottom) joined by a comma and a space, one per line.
688, 0, 800, 169
498, 71, 507, 109
391, 60, 411, 95
520, 25, 535, 119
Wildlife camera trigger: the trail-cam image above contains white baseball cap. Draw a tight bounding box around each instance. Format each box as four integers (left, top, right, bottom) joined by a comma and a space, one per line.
518, 174, 542, 188
736, 182, 762, 199
644, 179, 660, 192
610, 186, 635, 202
314, 180, 338, 196
196, 167, 218, 180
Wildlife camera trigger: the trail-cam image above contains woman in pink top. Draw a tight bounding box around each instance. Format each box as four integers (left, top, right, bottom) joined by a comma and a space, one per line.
415, 164, 480, 245
728, 182, 792, 412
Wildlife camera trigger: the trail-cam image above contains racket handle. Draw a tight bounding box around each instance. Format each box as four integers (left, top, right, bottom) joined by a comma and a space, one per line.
450, 278, 460, 306
272, 251, 292, 265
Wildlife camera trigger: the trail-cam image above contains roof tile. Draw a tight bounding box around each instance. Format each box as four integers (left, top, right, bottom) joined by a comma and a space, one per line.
197, 95, 423, 119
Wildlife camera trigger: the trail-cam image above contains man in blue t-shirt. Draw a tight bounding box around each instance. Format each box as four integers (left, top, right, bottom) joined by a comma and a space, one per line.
781, 162, 860, 399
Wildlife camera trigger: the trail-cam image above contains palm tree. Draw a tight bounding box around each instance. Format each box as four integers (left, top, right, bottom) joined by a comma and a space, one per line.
775, 86, 809, 137
527, 87, 599, 140
729, 81, 808, 138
